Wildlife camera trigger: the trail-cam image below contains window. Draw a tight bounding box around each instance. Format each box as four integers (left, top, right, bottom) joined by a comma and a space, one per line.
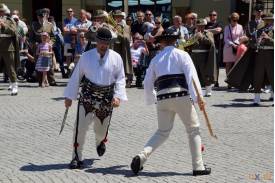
253, 0, 274, 14
106, 0, 172, 20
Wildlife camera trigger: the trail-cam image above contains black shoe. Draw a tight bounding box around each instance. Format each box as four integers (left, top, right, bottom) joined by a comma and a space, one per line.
135, 81, 142, 88
69, 159, 84, 169
193, 166, 211, 176
11, 92, 18, 96
96, 141, 106, 157
62, 73, 69, 79
49, 82, 58, 86
214, 82, 219, 88
131, 155, 143, 175
253, 102, 260, 106
269, 97, 273, 101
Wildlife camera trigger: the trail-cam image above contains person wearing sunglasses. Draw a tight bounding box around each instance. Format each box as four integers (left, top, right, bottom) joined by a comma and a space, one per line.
126, 16, 132, 26
223, 12, 244, 87
205, 10, 223, 88
131, 11, 146, 36
63, 8, 78, 78
144, 10, 154, 25
185, 12, 197, 37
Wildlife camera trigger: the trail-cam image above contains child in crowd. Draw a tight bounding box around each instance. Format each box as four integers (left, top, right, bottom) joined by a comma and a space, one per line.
235, 35, 249, 62
35, 32, 53, 87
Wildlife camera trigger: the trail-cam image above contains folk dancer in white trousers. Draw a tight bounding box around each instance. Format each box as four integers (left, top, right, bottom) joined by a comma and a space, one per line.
64, 27, 127, 169
130, 27, 211, 176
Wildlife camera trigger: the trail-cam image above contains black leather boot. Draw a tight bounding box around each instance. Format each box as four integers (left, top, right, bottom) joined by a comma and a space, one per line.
193, 166, 211, 176
131, 155, 143, 175
96, 141, 106, 157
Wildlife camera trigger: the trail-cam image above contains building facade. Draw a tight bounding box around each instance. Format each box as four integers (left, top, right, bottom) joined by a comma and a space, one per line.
0, 0, 273, 27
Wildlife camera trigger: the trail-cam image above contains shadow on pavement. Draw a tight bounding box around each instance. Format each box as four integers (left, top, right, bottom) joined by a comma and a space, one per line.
0, 93, 11, 96
212, 103, 271, 108
85, 165, 192, 177
51, 97, 65, 101
232, 98, 272, 102
20, 159, 99, 172
18, 85, 38, 88
54, 82, 68, 87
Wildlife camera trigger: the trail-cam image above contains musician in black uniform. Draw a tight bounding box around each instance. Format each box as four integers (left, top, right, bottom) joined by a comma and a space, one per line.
190, 18, 216, 97
252, 14, 274, 105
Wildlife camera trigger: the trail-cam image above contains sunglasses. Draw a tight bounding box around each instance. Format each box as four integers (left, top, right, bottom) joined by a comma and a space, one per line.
231, 19, 238, 22
209, 14, 217, 16
67, 11, 73, 13
145, 14, 152, 16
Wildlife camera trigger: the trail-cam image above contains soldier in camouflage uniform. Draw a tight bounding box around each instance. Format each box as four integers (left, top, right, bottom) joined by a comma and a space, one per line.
253, 14, 274, 105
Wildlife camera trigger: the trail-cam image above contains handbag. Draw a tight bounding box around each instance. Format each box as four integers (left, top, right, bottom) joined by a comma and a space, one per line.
228, 26, 238, 55
232, 46, 237, 54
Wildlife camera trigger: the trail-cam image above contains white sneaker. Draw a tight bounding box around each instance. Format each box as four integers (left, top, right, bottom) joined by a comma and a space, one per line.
69, 63, 75, 70
11, 83, 18, 96
8, 84, 12, 91
264, 85, 272, 93
253, 93, 261, 105
205, 85, 212, 97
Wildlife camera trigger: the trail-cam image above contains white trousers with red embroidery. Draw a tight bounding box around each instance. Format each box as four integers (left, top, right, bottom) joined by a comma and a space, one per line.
72, 104, 111, 161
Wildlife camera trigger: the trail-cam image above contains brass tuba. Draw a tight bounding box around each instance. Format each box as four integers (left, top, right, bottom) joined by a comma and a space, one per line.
178, 34, 199, 51
106, 11, 124, 35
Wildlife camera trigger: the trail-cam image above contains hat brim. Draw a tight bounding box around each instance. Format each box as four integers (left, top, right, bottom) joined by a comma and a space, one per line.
94, 15, 107, 18
113, 14, 124, 17
263, 17, 274, 20
95, 36, 111, 43
155, 35, 179, 42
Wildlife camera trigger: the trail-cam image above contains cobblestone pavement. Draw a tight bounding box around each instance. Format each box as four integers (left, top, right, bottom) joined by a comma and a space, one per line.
0, 69, 273, 183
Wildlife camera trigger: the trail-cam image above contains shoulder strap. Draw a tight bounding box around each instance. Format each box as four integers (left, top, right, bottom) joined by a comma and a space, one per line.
228, 26, 237, 45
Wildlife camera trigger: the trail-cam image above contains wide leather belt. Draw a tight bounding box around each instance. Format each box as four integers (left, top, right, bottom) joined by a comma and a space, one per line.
79, 78, 115, 123
192, 49, 209, 53
0, 34, 13, 38
154, 74, 188, 92
157, 91, 189, 101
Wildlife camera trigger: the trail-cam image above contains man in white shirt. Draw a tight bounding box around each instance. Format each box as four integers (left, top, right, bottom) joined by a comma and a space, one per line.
130, 27, 211, 176
64, 27, 127, 169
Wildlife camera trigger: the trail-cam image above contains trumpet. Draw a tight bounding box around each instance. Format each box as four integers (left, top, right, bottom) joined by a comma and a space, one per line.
255, 25, 273, 52
89, 25, 98, 33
